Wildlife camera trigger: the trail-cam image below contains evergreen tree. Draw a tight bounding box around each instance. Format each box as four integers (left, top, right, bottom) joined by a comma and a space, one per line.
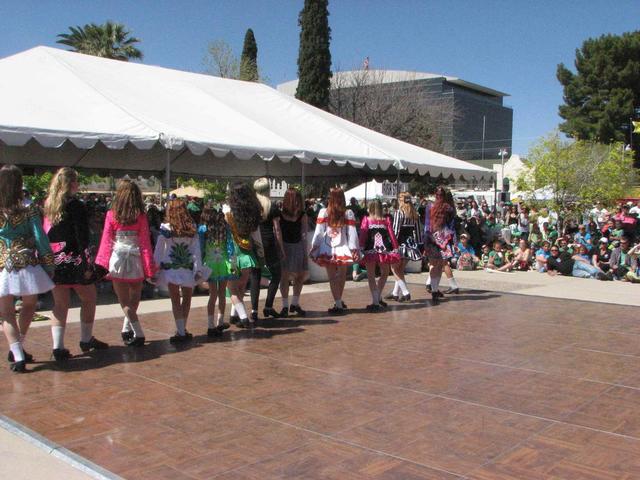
295, 0, 332, 110
557, 31, 640, 144
239, 28, 259, 81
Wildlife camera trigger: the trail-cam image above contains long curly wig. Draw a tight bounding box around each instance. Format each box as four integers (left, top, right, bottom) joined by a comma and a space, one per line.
164, 199, 196, 237
200, 204, 227, 245
112, 179, 144, 226
0, 165, 25, 214
327, 187, 346, 227
228, 182, 262, 237
430, 186, 453, 231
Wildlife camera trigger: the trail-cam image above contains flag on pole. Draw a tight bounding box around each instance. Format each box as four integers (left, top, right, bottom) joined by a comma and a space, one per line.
633, 121, 640, 134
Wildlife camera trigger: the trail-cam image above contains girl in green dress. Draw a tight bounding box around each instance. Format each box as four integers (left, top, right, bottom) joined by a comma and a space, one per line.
225, 183, 263, 329
199, 205, 237, 337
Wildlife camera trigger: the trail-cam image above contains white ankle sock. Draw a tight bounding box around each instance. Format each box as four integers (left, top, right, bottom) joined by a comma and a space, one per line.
230, 304, 237, 317
51, 326, 65, 350
431, 276, 441, 292
174, 318, 186, 336
291, 295, 299, 306
80, 322, 93, 343
425, 274, 431, 286
9, 342, 24, 362
207, 315, 215, 329
397, 280, 410, 296
216, 314, 224, 326
282, 297, 290, 309
392, 281, 400, 296
449, 277, 459, 289
234, 302, 248, 320
130, 321, 145, 338
122, 317, 132, 333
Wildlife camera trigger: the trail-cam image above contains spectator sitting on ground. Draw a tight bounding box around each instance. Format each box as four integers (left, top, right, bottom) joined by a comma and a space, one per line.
453, 233, 479, 270
535, 240, 551, 272
557, 236, 573, 255
574, 224, 591, 249
486, 240, 513, 272
576, 244, 591, 262
480, 244, 491, 269
625, 243, 640, 283
529, 222, 542, 250
587, 219, 601, 244
592, 237, 611, 273
547, 244, 611, 280
512, 239, 532, 271
610, 235, 634, 280
610, 220, 625, 242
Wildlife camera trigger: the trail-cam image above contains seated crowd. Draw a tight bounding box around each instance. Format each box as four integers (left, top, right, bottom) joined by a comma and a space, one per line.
447, 198, 640, 282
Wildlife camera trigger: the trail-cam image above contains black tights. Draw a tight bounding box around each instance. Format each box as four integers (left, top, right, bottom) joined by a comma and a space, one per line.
250, 262, 281, 310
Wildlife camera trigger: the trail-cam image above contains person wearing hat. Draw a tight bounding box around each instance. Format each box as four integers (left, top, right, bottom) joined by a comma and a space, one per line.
453, 233, 479, 270
593, 237, 611, 274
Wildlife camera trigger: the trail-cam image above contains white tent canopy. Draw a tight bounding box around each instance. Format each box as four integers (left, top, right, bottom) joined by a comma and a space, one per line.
344, 180, 408, 200
0, 47, 493, 183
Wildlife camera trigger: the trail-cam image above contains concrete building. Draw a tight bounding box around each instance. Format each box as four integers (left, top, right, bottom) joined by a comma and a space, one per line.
277, 70, 513, 169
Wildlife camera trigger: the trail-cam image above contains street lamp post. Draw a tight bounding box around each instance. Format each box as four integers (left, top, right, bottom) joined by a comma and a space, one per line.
498, 148, 508, 188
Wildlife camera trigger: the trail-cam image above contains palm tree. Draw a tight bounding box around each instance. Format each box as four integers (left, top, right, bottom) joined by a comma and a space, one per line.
57, 21, 143, 61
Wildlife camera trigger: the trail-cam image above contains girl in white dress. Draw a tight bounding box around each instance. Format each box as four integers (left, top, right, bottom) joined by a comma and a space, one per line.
154, 199, 209, 343
309, 187, 360, 314
0, 165, 54, 372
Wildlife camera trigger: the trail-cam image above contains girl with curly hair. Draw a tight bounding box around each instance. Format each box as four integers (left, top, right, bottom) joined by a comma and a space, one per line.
198, 204, 236, 337
44, 167, 108, 362
95, 179, 157, 346
226, 182, 264, 328
154, 199, 209, 343
310, 187, 359, 314
423, 186, 456, 304
0, 165, 54, 372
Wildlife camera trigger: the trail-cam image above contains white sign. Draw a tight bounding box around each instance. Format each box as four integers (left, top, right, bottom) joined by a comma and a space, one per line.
381, 181, 408, 198
270, 179, 289, 198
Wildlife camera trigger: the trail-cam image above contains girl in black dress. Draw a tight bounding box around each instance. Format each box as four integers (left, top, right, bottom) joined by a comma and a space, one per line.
44, 168, 108, 361
250, 178, 285, 320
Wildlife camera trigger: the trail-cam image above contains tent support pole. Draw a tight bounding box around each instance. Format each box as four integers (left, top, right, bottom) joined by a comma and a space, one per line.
301, 162, 306, 197
165, 149, 171, 194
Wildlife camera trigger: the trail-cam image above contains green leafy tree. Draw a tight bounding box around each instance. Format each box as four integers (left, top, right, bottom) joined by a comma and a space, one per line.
295, 0, 332, 110
239, 29, 259, 82
557, 31, 640, 143
516, 132, 637, 211
57, 21, 143, 61
175, 177, 227, 204
22, 172, 53, 201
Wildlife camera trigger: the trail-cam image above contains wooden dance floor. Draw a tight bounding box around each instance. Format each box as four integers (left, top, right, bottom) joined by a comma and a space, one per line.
1, 285, 640, 479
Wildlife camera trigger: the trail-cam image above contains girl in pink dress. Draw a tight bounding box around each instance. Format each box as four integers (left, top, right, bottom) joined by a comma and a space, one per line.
359, 199, 400, 311
95, 180, 157, 346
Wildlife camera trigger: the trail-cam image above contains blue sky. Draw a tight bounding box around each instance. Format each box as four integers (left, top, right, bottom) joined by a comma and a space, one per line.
1, 0, 638, 156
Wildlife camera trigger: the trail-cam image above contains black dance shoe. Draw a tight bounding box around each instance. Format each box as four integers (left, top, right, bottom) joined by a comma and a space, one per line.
10, 360, 26, 373
289, 305, 306, 317
444, 287, 459, 294
366, 304, 382, 312
121, 331, 134, 343
279, 307, 289, 318
51, 348, 72, 362
431, 292, 440, 305
79, 337, 109, 353
379, 300, 388, 308
7, 349, 33, 363
169, 332, 192, 344
263, 307, 280, 319
426, 284, 432, 293
126, 336, 146, 347
398, 294, 411, 303
230, 314, 240, 325
384, 293, 399, 301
